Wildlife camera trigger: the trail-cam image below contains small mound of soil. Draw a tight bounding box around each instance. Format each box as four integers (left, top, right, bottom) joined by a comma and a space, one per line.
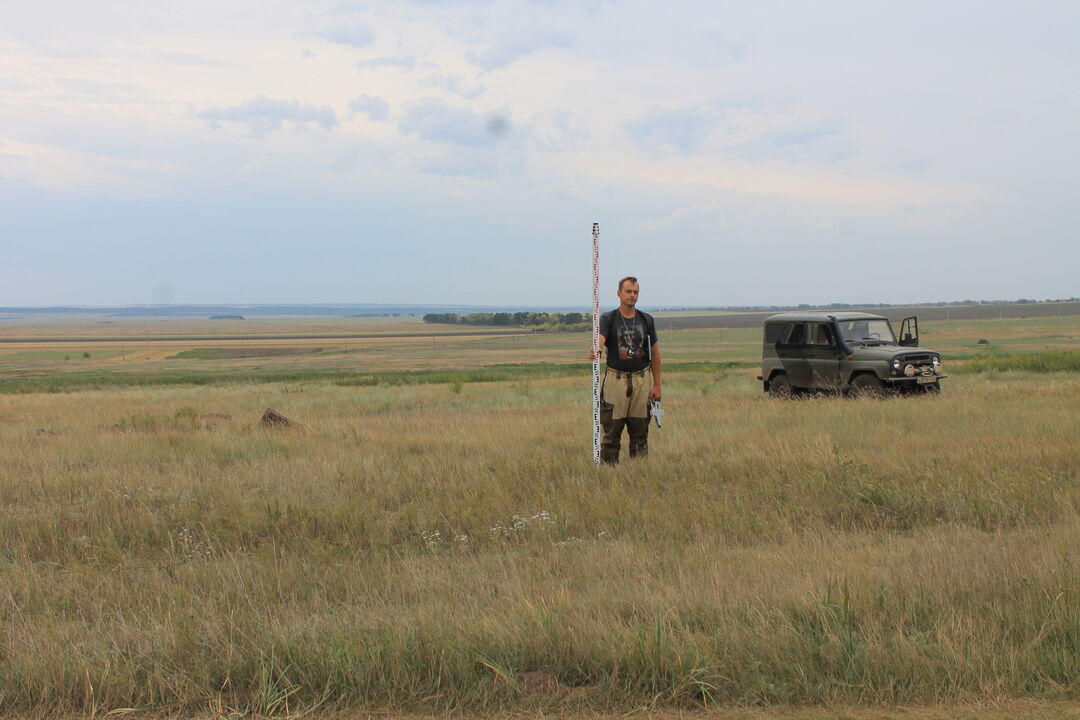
261, 408, 292, 427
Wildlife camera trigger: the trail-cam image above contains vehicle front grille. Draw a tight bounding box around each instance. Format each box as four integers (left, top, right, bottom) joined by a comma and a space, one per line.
900, 354, 934, 365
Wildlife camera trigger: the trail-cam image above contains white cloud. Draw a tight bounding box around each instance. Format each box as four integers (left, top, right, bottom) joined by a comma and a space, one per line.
0, 77, 32, 92
348, 94, 389, 121
0, 0, 1077, 305
395, 98, 529, 176
25, 40, 104, 59
200, 96, 338, 135
141, 50, 224, 67
308, 13, 376, 48
465, 29, 573, 70
531, 110, 588, 152
399, 98, 515, 148
624, 106, 717, 157
357, 56, 416, 70
422, 73, 485, 99
730, 119, 854, 162
53, 78, 149, 104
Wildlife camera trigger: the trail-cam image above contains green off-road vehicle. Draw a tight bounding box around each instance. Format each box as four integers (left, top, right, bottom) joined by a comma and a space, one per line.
759, 312, 947, 397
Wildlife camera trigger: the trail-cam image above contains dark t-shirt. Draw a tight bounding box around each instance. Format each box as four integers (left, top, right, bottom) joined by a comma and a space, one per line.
599, 309, 658, 372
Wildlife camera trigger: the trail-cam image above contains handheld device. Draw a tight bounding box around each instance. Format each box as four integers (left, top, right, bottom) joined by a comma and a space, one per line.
650, 400, 665, 428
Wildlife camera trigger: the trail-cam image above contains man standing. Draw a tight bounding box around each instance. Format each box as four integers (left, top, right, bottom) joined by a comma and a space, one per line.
590, 276, 662, 464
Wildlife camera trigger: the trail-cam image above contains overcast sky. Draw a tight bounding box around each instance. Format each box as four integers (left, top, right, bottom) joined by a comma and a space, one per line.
1, 0, 1077, 307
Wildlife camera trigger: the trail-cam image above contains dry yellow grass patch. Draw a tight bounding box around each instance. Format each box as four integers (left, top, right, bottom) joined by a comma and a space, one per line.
1, 370, 1077, 715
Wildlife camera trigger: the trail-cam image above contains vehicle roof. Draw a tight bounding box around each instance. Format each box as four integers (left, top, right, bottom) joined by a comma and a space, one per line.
764, 311, 888, 323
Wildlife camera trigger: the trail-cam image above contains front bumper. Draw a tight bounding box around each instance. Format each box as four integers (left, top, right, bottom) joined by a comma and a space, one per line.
885, 373, 947, 385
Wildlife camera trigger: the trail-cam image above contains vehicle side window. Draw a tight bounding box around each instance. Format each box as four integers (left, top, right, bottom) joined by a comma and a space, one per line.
808, 323, 834, 346
782, 323, 806, 345
764, 323, 785, 343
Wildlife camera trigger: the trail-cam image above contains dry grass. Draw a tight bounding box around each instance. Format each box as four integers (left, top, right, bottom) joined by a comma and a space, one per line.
1, 366, 1077, 716
22, 702, 1080, 720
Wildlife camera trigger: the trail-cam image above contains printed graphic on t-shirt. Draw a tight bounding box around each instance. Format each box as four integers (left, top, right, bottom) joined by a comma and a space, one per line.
617, 321, 644, 360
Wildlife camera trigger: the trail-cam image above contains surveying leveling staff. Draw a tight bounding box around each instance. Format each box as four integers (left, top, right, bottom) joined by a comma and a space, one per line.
589, 276, 662, 464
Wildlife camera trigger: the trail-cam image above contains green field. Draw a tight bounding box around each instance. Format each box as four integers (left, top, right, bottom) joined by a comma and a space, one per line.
0, 314, 1077, 718
1, 314, 1077, 390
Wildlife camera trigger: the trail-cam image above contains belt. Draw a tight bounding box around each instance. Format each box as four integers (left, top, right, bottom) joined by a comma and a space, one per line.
608, 368, 649, 397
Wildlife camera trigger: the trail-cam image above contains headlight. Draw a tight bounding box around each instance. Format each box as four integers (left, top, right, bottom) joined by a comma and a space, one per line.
933, 357, 943, 374
904, 364, 916, 377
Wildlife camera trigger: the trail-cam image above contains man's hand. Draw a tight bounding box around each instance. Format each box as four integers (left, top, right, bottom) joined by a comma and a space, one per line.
589, 335, 607, 361
649, 384, 661, 402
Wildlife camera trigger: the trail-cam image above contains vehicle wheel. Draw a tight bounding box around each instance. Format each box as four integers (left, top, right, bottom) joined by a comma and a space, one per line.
848, 373, 885, 398
768, 373, 792, 398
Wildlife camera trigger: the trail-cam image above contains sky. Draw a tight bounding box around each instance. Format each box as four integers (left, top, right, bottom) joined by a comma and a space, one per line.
1, 0, 1077, 308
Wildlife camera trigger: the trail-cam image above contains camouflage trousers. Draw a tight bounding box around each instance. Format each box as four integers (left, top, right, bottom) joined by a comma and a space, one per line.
600, 367, 652, 464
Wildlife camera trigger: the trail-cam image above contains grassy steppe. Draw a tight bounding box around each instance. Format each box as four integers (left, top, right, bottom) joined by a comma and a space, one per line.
1, 315, 1077, 403
1, 314, 1077, 717
1, 366, 1077, 716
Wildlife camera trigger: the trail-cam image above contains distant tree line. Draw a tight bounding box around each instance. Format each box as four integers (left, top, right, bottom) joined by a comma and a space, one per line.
658, 298, 1079, 313
423, 312, 590, 329
789, 298, 1080, 308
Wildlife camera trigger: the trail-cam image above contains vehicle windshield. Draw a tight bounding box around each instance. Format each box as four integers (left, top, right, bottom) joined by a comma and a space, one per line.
836, 318, 896, 345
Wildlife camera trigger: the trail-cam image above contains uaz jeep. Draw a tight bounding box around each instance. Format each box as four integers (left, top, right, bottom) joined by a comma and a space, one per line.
759, 312, 946, 397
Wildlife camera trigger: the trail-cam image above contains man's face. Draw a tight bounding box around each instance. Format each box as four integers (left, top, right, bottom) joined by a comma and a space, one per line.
617, 282, 640, 307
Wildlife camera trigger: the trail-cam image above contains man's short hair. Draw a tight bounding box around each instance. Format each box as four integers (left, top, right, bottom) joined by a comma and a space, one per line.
618, 276, 639, 291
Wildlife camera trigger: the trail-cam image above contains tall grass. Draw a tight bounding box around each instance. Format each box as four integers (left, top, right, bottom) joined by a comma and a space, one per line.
962, 349, 1080, 374
0, 373, 1077, 716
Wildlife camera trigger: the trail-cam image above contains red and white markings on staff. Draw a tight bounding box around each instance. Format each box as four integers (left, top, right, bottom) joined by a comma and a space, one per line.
592, 222, 601, 467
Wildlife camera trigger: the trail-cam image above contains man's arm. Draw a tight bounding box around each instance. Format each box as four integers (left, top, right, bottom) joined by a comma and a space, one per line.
649, 343, 662, 401
590, 312, 610, 361
589, 335, 606, 360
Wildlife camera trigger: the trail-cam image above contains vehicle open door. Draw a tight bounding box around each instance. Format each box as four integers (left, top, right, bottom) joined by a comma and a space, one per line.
899, 316, 919, 347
